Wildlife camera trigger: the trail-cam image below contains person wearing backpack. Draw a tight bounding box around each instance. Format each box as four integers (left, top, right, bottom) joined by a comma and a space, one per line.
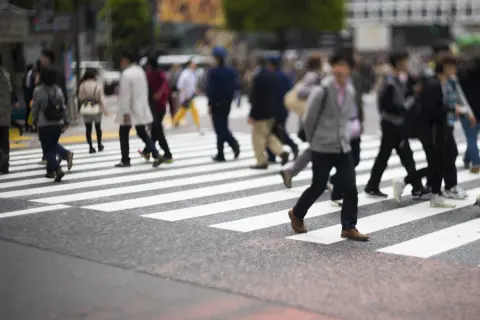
31, 67, 70, 182
364, 51, 426, 199
78, 68, 107, 154
287, 52, 368, 241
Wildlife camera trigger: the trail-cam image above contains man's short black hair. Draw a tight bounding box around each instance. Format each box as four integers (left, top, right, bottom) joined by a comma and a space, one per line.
40, 67, 57, 85
329, 51, 355, 69
120, 50, 138, 64
435, 55, 457, 74
389, 51, 409, 68
41, 49, 56, 63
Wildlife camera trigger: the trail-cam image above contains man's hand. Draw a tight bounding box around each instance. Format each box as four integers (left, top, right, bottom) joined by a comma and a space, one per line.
123, 113, 131, 124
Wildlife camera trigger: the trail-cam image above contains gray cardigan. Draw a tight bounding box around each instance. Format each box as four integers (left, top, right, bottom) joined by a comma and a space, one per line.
302, 76, 356, 154
31, 84, 69, 127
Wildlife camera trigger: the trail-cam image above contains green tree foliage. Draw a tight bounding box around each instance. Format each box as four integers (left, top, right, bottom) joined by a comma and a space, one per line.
223, 0, 345, 49
99, 0, 151, 65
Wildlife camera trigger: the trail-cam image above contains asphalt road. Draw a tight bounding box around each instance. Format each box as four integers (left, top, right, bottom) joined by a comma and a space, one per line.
1, 97, 480, 320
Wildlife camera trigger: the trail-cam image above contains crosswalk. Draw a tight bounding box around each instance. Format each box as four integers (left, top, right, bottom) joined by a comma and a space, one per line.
1, 131, 480, 264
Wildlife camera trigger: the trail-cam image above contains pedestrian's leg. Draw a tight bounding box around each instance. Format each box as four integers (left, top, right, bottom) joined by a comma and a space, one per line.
0, 126, 9, 173
212, 113, 226, 161
95, 122, 103, 151
336, 153, 368, 241
118, 125, 131, 165
395, 139, 423, 191
156, 111, 172, 159
190, 100, 201, 130
85, 122, 94, 151
136, 125, 163, 167
443, 129, 459, 190
292, 152, 334, 220
266, 148, 276, 162
365, 131, 394, 195
251, 120, 270, 167
172, 106, 187, 126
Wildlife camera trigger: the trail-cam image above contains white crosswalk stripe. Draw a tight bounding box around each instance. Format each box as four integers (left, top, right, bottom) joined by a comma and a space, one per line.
1, 131, 480, 264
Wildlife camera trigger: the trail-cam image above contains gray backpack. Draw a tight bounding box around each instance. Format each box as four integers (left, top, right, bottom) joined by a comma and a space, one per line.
0, 69, 11, 127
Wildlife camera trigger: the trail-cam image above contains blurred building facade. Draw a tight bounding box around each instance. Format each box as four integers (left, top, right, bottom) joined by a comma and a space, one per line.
346, 0, 480, 53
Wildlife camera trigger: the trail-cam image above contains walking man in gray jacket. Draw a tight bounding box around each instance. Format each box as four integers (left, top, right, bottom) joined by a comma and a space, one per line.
288, 52, 369, 241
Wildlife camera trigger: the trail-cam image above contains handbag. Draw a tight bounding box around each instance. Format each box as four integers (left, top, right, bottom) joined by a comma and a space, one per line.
79, 83, 101, 116
284, 82, 306, 116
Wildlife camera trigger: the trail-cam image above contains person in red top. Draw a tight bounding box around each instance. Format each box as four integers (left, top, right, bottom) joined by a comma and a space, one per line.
139, 56, 173, 162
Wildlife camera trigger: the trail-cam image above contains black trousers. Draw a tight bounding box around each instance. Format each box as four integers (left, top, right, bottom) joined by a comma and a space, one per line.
143, 111, 172, 158
267, 118, 298, 160
293, 151, 358, 230
404, 124, 457, 194
119, 125, 159, 164
38, 125, 63, 173
211, 103, 238, 157
24, 98, 32, 129
366, 121, 423, 191
85, 122, 102, 148
0, 125, 9, 173
331, 137, 361, 201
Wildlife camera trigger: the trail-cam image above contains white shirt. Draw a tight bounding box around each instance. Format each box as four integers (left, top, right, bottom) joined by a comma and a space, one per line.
115, 64, 153, 126
177, 68, 197, 104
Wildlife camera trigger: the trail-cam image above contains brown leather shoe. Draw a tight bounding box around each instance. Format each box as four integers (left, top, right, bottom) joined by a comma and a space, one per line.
341, 228, 369, 241
250, 163, 268, 170
288, 209, 307, 234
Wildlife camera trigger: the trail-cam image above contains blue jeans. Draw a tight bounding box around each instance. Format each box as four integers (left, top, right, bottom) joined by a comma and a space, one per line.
460, 116, 480, 168
39, 126, 63, 173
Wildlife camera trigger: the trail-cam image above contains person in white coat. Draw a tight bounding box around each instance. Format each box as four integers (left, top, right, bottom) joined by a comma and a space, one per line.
115, 51, 163, 168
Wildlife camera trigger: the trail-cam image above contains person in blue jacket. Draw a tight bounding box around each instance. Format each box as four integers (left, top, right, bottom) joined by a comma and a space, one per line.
266, 55, 299, 162
206, 46, 240, 162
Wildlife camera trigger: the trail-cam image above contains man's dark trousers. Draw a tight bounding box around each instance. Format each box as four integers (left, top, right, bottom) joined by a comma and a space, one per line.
211, 101, 238, 158
293, 151, 358, 230
366, 121, 423, 191
0, 126, 9, 173
120, 125, 159, 164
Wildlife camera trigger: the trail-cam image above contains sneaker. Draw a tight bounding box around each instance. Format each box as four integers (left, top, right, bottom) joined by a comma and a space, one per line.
280, 170, 292, 188
164, 156, 174, 164
152, 156, 164, 168
430, 194, 456, 208
89, 147, 96, 154
54, 168, 65, 182
443, 186, 468, 200
364, 188, 388, 198
66, 152, 74, 171
138, 149, 151, 161
115, 162, 131, 168
98, 144, 104, 152
392, 179, 406, 204
411, 187, 429, 200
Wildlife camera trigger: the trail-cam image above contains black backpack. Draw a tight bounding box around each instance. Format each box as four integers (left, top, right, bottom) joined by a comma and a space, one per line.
43, 87, 64, 121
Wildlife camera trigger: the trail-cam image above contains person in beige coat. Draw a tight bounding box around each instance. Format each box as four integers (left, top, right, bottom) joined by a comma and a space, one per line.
78, 68, 107, 153
115, 51, 163, 168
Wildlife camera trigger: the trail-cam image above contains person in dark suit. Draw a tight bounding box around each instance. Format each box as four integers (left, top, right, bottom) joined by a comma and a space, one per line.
248, 56, 289, 169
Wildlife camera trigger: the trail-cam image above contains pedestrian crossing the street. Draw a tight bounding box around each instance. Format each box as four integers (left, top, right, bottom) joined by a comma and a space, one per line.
1, 131, 480, 265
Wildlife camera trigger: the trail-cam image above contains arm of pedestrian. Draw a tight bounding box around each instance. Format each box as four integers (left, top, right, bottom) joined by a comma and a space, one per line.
302, 86, 324, 141
31, 88, 41, 127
